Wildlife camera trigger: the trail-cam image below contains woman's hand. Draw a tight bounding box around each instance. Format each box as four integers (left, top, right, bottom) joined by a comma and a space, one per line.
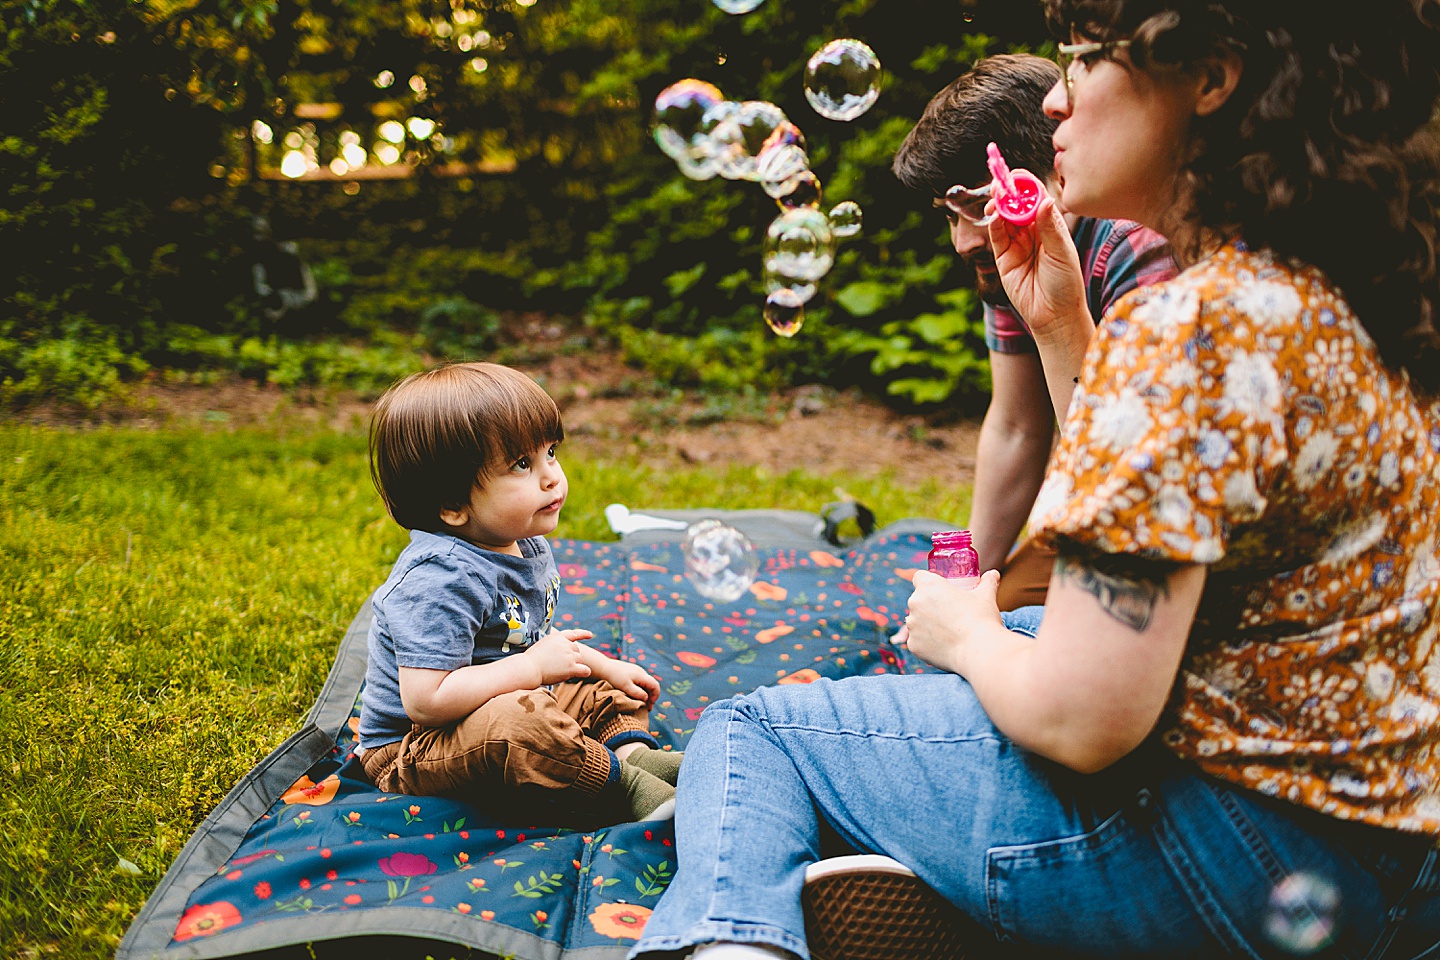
902, 569, 1006, 675
988, 194, 1090, 346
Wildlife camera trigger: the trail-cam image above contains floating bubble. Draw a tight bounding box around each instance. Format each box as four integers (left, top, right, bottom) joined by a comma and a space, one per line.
804, 39, 882, 122
757, 143, 810, 198
1265, 873, 1341, 955
764, 207, 835, 282
764, 267, 817, 305
763, 290, 805, 338
708, 100, 788, 181
654, 79, 725, 164
760, 120, 806, 156
683, 520, 760, 602
778, 171, 823, 210
828, 201, 862, 237
713, 0, 765, 12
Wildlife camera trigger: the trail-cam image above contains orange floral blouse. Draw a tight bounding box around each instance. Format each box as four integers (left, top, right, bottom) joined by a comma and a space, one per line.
1030, 242, 1440, 835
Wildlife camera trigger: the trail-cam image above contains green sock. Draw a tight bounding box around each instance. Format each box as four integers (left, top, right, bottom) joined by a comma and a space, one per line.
623, 744, 685, 786
619, 761, 676, 820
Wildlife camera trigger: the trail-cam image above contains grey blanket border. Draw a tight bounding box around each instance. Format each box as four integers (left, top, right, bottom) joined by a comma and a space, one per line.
117, 517, 950, 960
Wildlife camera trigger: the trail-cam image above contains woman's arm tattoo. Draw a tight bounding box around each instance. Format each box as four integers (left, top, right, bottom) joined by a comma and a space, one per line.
1055, 541, 1171, 632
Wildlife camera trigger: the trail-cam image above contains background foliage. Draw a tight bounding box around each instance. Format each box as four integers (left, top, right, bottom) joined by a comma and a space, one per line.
2, 0, 1051, 408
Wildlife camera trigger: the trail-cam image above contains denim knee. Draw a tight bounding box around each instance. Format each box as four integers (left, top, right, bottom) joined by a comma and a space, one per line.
1002, 604, 1044, 637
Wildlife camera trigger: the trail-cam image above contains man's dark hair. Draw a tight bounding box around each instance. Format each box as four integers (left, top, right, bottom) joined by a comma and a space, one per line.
892, 54, 1063, 196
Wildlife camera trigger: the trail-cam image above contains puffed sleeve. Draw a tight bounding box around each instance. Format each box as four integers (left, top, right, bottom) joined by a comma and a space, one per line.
1029, 266, 1292, 565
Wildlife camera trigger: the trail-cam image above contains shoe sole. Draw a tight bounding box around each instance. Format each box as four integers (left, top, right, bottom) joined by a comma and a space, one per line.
802, 855, 973, 960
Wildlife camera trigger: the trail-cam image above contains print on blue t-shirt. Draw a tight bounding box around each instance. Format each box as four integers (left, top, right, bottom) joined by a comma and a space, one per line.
357, 531, 561, 750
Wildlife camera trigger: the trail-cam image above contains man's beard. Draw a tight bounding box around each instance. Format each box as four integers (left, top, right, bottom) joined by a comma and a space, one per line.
963, 253, 1004, 302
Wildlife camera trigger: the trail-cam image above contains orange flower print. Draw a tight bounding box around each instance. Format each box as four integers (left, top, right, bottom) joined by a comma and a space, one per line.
755, 624, 795, 644
281, 774, 340, 807
809, 551, 845, 568
589, 902, 653, 940
676, 651, 717, 669
630, 560, 668, 572
481, 910, 496, 921
750, 582, 787, 601
778, 668, 822, 685
173, 901, 242, 942
856, 606, 889, 628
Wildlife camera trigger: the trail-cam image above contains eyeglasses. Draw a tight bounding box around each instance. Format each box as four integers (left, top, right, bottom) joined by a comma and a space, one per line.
1056, 40, 1131, 110
943, 182, 995, 227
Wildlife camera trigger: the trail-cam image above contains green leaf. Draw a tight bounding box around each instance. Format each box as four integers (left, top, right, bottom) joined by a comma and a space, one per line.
834, 281, 895, 318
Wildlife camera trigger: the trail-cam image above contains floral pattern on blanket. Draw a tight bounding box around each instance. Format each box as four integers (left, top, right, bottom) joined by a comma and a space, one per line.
171, 533, 931, 953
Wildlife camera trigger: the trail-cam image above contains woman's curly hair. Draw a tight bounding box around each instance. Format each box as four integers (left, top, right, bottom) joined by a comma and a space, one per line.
1045, 0, 1440, 394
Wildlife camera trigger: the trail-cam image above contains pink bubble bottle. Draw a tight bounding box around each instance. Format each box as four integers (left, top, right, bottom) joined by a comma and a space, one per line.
928, 530, 980, 588
986, 142, 1044, 227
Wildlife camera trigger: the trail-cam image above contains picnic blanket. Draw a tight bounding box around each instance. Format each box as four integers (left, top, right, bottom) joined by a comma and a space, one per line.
118, 511, 951, 960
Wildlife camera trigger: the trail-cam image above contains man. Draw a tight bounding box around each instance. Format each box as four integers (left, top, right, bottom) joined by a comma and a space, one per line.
892, 53, 1176, 609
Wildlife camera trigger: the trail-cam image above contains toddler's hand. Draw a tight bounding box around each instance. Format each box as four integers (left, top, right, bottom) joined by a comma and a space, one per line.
525, 630, 592, 685
601, 659, 660, 709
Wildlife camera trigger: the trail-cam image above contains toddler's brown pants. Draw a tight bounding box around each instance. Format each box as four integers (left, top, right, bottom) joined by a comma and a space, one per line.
359, 679, 654, 809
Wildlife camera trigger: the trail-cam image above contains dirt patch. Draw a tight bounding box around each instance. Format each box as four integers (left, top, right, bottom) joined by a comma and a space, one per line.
14, 347, 982, 488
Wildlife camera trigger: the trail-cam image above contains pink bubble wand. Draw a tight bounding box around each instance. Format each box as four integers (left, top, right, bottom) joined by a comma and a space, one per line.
986, 141, 1044, 228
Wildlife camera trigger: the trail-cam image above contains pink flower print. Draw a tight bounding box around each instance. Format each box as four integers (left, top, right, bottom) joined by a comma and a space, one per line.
379, 852, 438, 878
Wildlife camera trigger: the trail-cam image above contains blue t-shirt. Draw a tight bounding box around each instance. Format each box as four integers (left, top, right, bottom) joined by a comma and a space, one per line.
358, 530, 561, 750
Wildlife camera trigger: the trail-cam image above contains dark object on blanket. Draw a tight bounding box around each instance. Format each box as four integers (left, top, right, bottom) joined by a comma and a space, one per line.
119, 511, 953, 960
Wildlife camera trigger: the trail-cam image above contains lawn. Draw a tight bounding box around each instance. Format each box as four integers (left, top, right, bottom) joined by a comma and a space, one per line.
0, 423, 971, 959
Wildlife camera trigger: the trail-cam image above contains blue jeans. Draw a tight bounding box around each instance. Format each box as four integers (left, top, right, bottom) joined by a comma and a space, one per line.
631, 608, 1440, 960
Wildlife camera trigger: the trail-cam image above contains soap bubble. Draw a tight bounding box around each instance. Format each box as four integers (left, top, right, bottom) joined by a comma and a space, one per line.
778, 171, 823, 210
757, 144, 810, 198
760, 120, 806, 156
804, 39, 882, 122
764, 268, 817, 305
1265, 873, 1340, 955
708, 100, 789, 181
764, 207, 835, 282
713, 0, 764, 12
654, 79, 725, 159
829, 201, 863, 238
654, 79, 725, 180
683, 520, 760, 602
763, 290, 805, 338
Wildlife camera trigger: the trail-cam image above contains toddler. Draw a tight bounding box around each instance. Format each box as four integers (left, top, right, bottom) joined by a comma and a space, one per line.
356, 362, 680, 822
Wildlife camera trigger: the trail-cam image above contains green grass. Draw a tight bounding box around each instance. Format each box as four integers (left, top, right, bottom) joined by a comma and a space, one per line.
0, 423, 971, 958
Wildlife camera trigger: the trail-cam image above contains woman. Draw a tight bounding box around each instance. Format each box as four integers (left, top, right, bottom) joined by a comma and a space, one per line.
630, 2, 1440, 957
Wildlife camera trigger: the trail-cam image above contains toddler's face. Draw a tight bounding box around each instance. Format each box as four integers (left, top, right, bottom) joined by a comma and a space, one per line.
444, 441, 567, 552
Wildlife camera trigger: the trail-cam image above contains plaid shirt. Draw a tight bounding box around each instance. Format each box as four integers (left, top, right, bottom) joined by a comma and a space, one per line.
984, 217, 1176, 354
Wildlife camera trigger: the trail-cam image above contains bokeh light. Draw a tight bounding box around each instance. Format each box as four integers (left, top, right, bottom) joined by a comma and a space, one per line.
378, 121, 406, 144
280, 151, 308, 179
251, 120, 273, 144
1266, 873, 1341, 955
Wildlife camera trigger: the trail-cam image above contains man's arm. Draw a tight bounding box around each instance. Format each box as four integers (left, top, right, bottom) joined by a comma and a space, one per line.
969, 351, 1054, 573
